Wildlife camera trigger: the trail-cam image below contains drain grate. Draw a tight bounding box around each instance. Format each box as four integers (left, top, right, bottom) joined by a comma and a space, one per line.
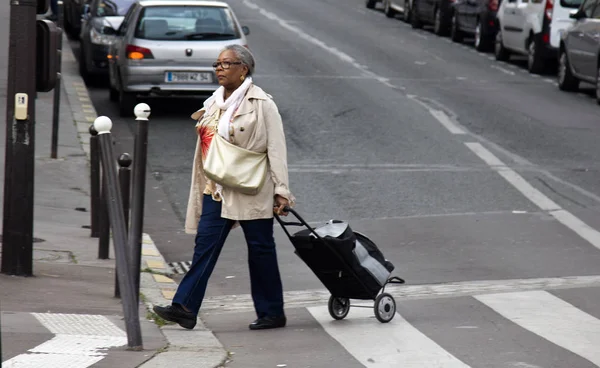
168, 261, 192, 274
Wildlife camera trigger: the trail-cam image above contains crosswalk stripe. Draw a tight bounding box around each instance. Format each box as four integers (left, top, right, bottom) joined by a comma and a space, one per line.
476, 290, 600, 366
2, 314, 127, 368
200, 275, 600, 313
307, 306, 471, 367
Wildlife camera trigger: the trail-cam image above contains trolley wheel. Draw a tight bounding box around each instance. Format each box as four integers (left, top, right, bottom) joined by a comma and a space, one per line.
328, 296, 350, 320
374, 293, 396, 323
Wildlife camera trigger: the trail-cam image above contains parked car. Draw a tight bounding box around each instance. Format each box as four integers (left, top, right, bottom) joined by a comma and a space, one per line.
106, 0, 250, 116
62, 0, 89, 38
450, 0, 501, 51
410, 0, 455, 36
494, 0, 583, 73
79, 0, 137, 81
384, 0, 412, 21
557, 0, 600, 104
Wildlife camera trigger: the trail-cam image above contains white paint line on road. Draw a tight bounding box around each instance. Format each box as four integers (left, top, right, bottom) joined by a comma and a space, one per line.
543, 78, 555, 84
243, 0, 392, 88
491, 64, 515, 76
3, 314, 127, 368
465, 142, 600, 250
407, 95, 466, 134
414, 32, 429, 40
200, 275, 600, 313
307, 306, 472, 368
476, 290, 600, 366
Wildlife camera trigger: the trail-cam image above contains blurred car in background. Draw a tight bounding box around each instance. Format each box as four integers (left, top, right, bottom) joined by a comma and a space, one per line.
107, 0, 250, 116
557, 0, 600, 104
63, 0, 88, 38
494, 0, 583, 73
79, 0, 137, 80
450, 0, 501, 51
410, 0, 455, 36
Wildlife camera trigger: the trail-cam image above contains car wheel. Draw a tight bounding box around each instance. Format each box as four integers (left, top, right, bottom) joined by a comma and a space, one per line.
527, 37, 544, 74
474, 20, 487, 51
557, 50, 579, 92
596, 65, 600, 105
411, 1, 423, 28
403, 0, 411, 22
79, 46, 89, 83
494, 29, 510, 61
384, 0, 397, 17
109, 85, 119, 102
433, 7, 449, 36
119, 87, 137, 117
450, 12, 463, 42
366, 0, 377, 9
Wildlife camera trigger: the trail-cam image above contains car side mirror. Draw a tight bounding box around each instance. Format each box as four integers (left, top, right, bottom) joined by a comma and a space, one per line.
103, 26, 117, 35
242, 26, 250, 36
569, 9, 585, 19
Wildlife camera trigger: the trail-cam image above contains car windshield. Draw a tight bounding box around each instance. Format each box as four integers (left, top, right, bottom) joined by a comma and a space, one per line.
134, 6, 241, 41
560, 0, 583, 8
95, 0, 136, 16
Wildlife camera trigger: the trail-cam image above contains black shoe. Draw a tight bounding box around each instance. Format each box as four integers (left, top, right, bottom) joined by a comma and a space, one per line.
153, 304, 197, 330
249, 315, 287, 330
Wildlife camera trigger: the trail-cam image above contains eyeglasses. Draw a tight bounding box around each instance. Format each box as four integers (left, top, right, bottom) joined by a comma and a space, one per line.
212, 61, 242, 70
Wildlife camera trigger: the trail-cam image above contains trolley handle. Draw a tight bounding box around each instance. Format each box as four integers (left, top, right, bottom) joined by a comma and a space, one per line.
274, 206, 326, 241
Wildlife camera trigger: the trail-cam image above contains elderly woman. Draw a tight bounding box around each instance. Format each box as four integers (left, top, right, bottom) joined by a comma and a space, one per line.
153, 45, 295, 331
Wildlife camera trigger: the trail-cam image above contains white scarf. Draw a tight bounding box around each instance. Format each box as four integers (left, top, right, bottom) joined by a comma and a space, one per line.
202, 76, 253, 201
204, 76, 253, 142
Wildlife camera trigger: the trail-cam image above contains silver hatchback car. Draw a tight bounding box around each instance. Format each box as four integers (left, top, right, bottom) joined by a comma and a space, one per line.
106, 0, 250, 116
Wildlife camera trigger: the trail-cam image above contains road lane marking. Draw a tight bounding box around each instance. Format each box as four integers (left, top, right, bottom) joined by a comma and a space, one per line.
307, 306, 471, 368
407, 95, 466, 134
243, 0, 391, 87
491, 65, 515, 76
199, 275, 600, 313
476, 291, 600, 366
465, 142, 600, 249
3, 314, 126, 368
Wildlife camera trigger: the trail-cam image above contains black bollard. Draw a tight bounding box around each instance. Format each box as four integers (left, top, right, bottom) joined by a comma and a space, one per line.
115, 153, 132, 299
98, 170, 110, 260
89, 125, 100, 238
50, 0, 64, 159
94, 116, 142, 349
128, 103, 150, 303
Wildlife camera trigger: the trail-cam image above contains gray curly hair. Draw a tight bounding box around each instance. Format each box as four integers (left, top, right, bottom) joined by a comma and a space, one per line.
222, 44, 255, 76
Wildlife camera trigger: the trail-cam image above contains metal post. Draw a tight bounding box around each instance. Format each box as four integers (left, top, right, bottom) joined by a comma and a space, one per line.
89, 125, 100, 237
115, 153, 132, 299
98, 170, 110, 259
128, 103, 151, 303
94, 116, 143, 350
1, 0, 38, 276
50, 0, 63, 159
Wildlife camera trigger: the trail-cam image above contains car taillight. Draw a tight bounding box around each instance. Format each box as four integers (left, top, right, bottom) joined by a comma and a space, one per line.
489, 0, 499, 11
545, 0, 553, 20
126, 45, 154, 60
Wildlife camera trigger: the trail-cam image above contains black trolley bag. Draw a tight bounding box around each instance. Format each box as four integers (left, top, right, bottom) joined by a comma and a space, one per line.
275, 207, 405, 323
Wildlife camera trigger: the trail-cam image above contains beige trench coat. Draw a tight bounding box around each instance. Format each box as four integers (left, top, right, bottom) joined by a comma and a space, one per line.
184, 84, 295, 234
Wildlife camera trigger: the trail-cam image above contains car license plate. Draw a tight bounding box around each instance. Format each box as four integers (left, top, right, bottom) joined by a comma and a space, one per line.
165, 72, 212, 83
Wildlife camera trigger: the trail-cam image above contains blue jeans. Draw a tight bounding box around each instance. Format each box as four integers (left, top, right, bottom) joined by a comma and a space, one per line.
173, 194, 284, 318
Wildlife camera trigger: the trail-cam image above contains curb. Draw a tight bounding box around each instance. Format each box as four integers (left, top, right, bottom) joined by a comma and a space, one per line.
60, 35, 229, 367
138, 235, 229, 368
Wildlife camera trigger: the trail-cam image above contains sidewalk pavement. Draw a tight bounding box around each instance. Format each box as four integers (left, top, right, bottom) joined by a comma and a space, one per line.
0, 5, 228, 368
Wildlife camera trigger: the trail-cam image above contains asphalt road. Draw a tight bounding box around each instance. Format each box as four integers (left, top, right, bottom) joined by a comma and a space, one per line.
72, 0, 600, 365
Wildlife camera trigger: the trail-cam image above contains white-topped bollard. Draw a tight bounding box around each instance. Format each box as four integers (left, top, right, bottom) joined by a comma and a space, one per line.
134, 103, 151, 121
129, 103, 151, 303
94, 113, 143, 349
93, 116, 113, 134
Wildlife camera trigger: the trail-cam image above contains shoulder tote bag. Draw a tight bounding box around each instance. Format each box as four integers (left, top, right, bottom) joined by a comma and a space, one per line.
203, 106, 268, 196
